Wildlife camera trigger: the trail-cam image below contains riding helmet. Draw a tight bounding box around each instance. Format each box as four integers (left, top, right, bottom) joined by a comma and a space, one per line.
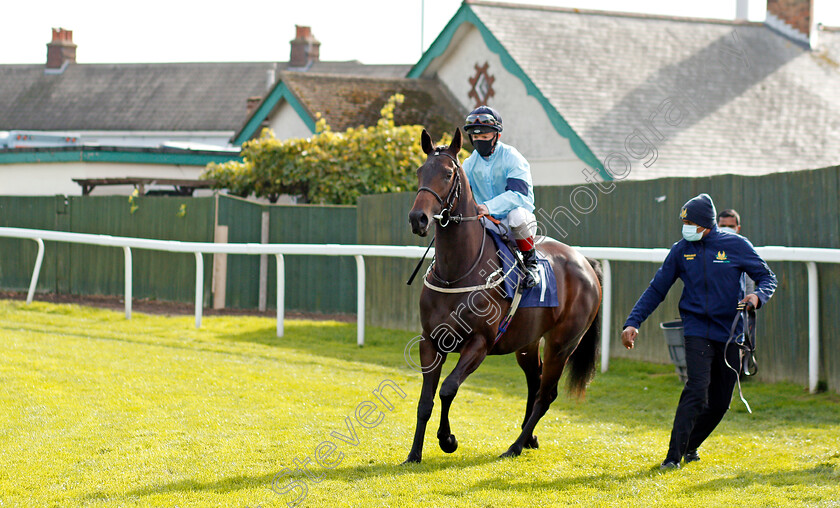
463, 105, 503, 135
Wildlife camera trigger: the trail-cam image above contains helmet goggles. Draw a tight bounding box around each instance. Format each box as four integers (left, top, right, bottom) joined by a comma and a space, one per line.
464, 113, 502, 135
465, 113, 499, 125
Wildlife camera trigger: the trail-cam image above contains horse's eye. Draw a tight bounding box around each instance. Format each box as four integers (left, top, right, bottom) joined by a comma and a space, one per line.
445, 171, 454, 179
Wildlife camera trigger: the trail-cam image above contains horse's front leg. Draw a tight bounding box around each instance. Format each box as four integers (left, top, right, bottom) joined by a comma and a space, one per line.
437, 337, 489, 454
403, 337, 446, 464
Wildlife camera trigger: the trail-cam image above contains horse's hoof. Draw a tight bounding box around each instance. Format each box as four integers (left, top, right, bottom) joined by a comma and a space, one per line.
500, 446, 522, 458
439, 434, 458, 454
524, 435, 539, 449
401, 454, 421, 465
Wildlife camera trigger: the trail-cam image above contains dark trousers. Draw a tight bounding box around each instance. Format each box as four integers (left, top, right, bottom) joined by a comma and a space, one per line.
666, 335, 740, 462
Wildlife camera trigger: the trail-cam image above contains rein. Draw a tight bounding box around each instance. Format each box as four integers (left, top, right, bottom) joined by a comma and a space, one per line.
428, 231, 487, 287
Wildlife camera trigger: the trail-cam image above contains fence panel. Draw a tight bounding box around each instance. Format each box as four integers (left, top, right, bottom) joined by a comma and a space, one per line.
358, 192, 428, 331
68, 196, 216, 302
0, 196, 66, 293
216, 196, 265, 309
270, 204, 358, 314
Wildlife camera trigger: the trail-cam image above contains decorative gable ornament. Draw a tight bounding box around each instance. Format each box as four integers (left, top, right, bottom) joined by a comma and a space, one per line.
468, 62, 495, 108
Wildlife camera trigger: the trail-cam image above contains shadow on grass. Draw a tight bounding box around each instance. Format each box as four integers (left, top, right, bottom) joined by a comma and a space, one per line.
78, 457, 839, 505
215, 322, 840, 435
440, 466, 663, 496
684, 464, 839, 492
94, 453, 504, 501
434, 463, 839, 498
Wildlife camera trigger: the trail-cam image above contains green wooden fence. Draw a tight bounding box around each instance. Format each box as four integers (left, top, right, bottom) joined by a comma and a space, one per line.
0, 195, 215, 302
215, 196, 357, 313
0, 195, 357, 314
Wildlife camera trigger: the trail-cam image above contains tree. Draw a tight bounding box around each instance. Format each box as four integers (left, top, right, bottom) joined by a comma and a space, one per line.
203, 94, 464, 205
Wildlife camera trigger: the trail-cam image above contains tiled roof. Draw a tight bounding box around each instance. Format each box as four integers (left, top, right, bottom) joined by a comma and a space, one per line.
278, 72, 466, 135
466, 0, 840, 178
0, 61, 410, 132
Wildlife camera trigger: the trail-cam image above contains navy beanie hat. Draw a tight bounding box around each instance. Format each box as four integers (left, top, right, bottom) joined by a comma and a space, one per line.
680, 193, 716, 229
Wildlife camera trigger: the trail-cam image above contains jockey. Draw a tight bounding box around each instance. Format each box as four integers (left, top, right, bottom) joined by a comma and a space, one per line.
462, 105, 540, 288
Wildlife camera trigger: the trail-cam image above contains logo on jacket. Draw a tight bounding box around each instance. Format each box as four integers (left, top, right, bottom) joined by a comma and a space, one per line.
680, 208, 687, 219
714, 251, 730, 263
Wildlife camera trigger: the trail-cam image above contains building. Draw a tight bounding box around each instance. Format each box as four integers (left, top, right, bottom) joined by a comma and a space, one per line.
3, 1, 839, 195
405, 0, 840, 185
0, 26, 412, 196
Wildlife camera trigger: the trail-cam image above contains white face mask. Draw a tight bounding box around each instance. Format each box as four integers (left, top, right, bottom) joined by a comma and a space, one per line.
682, 224, 704, 242
720, 226, 738, 235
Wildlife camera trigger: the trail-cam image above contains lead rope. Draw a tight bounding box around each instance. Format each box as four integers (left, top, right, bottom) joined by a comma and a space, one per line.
724, 305, 757, 413
406, 235, 435, 286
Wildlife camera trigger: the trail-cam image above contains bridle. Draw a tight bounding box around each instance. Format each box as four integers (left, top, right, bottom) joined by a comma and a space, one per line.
408, 147, 487, 287
415, 148, 463, 228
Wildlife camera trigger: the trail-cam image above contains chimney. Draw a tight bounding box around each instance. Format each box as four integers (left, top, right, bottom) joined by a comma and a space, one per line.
46, 28, 77, 69
289, 25, 320, 68
765, 0, 818, 48
736, 0, 749, 21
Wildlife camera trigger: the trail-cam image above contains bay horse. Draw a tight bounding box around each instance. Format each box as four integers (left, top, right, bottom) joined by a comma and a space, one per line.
403, 128, 603, 463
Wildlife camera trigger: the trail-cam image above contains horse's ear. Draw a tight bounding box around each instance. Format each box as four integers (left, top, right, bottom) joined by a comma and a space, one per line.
450, 128, 462, 155
420, 129, 433, 155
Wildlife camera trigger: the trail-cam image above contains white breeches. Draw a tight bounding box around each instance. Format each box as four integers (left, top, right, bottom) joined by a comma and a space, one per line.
481, 207, 537, 240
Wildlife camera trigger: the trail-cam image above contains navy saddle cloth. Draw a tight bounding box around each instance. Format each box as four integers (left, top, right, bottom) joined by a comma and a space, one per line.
486, 229, 558, 308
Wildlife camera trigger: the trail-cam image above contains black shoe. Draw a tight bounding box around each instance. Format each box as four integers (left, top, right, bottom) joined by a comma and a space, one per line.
520, 248, 541, 289
684, 449, 700, 463
660, 459, 681, 470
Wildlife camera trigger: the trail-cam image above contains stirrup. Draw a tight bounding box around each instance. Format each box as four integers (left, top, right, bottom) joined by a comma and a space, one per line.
523, 268, 540, 289
519, 249, 540, 289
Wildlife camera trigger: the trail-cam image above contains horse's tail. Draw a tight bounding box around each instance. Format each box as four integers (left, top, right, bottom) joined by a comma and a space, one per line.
566, 257, 603, 398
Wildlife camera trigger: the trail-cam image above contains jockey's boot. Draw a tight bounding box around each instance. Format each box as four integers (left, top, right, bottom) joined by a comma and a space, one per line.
521, 248, 541, 289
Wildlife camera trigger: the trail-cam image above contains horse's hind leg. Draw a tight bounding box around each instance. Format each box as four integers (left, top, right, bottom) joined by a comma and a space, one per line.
437, 337, 489, 454
516, 340, 542, 449
502, 324, 582, 458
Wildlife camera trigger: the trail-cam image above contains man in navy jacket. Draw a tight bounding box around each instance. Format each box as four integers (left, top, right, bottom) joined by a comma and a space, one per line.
621, 193, 777, 470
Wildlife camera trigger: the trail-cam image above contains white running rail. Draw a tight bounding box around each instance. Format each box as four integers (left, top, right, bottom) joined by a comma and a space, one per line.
2, 227, 838, 393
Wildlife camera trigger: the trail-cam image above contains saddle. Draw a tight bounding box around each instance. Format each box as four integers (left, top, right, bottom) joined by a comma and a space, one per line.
485, 229, 558, 308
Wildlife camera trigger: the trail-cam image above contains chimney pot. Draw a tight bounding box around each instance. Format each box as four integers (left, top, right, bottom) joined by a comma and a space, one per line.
46, 27, 77, 70
289, 25, 320, 68
295, 26, 311, 39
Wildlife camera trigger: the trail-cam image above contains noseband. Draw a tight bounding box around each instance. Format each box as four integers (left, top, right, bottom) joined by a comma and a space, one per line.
416, 148, 462, 227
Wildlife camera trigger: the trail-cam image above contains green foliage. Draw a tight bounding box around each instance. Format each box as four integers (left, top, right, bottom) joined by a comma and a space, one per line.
203, 94, 466, 204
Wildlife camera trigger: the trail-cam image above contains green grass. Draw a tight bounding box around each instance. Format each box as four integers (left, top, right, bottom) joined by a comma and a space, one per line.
0, 299, 838, 507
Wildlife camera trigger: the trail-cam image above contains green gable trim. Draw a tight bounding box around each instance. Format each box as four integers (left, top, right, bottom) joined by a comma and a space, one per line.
232, 81, 315, 146
409, 4, 610, 181
0, 148, 241, 166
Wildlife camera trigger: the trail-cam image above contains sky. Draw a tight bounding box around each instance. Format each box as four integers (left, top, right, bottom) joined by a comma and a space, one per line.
2, 0, 839, 65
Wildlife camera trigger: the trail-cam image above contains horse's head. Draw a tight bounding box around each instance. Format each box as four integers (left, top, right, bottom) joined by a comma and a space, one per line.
408, 128, 463, 237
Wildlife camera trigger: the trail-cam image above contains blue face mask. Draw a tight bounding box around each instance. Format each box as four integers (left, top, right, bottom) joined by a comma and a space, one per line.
682, 224, 704, 242
720, 226, 738, 235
